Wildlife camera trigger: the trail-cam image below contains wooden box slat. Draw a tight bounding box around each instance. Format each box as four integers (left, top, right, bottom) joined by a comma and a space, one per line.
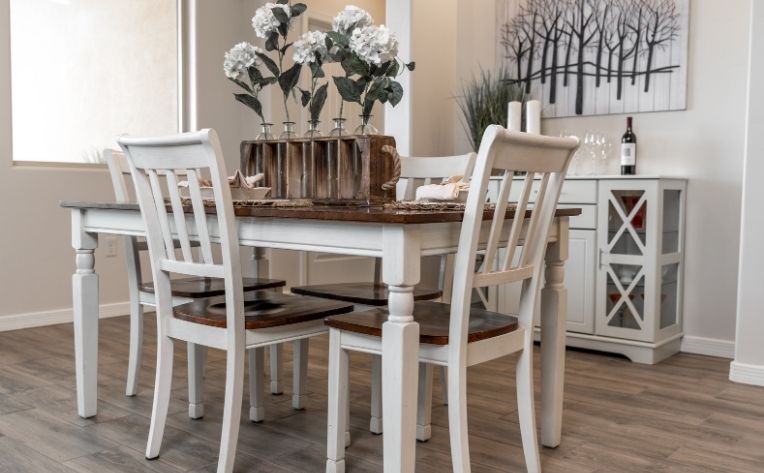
240, 135, 397, 206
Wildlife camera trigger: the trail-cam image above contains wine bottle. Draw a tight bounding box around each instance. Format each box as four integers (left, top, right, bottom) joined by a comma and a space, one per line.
621, 116, 637, 175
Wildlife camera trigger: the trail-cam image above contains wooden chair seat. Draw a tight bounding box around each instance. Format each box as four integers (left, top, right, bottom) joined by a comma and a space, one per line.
291, 283, 442, 306
325, 301, 519, 345
174, 292, 353, 329
140, 277, 285, 299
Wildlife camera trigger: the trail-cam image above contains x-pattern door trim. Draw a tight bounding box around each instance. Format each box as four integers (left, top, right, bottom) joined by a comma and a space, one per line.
604, 266, 645, 329
606, 192, 648, 255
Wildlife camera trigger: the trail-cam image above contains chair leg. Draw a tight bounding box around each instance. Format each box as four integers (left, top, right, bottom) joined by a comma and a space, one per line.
187, 343, 206, 419
345, 369, 351, 448
369, 354, 383, 435
292, 339, 309, 410
447, 364, 471, 473
145, 335, 174, 460
439, 365, 449, 405
516, 344, 541, 473
248, 347, 265, 422
417, 363, 433, 442
125, 298, 144, 397
217, 346, 245, 473
270, 344, 283, 395
326, 330, 348, 473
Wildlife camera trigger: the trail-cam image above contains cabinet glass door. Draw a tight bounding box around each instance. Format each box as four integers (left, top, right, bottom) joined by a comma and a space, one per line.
597, 184, 653, 341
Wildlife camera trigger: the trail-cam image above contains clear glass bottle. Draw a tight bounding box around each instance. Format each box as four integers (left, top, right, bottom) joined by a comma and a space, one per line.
354, 115, 378, 135
304, 120, 322, 138
253, 123, 274, 179
276, 122, 297, 198
327, 118, 347, 199
329, 117, 347, 137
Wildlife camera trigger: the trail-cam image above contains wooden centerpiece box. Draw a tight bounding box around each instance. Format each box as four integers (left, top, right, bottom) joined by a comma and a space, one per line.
240, 135, 399, 206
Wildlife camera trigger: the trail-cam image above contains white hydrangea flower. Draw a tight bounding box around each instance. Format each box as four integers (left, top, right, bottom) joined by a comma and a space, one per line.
293, 31, 328, 64
224, 42, 263, 79
349, 25, 399, 66
332, 5, 374, 35
252, 2, 291, 38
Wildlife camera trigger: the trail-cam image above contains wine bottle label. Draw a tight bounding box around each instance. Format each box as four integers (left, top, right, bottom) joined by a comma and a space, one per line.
621, 143, 636, 166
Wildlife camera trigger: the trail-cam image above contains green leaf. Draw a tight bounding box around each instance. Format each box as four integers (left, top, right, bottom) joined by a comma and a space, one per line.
272, 7, 289, 24
234, 93, 263, 121
277, 21, 288, 38
388, 80, 404, 106
406, 61, 416, 71
280, 42, 293, 55
247, 66, 263, 85
326, 31, 349, 47
310, 83, 328, 122
299, 88, 311, 107
228, 77, 252, 93
333, 76, 362, 103
386, 60, 400, 78
256, 52, 280, 77
366, 78, 387, 101
342, 54, 368, 77
265, 32, 279, 52
362, 99, 375, 119
261, 76, 279, 86
278, 63, 302, 95
291, 3, 307, 17
310, 62, 325, 79
374, 62, 393, 77
276, 0, 288, 4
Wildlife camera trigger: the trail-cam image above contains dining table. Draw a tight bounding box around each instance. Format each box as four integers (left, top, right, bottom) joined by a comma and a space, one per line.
62, 200, 579, 473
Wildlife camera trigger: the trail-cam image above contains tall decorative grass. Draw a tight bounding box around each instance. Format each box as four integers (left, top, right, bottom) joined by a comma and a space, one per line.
456, 69, 526, 152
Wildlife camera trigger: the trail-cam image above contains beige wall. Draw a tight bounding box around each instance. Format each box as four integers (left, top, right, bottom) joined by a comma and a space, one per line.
412, 0, 749, 344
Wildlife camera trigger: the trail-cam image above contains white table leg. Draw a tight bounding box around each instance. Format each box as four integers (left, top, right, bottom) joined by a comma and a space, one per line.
292, 338, 309, 410
72, 210, 99, 418
382, 226, 420, 473
540, 218, 569, 448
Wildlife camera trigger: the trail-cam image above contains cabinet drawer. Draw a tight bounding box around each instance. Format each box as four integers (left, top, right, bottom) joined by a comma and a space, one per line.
507, 178, 597, 204
560, 204, 597, 229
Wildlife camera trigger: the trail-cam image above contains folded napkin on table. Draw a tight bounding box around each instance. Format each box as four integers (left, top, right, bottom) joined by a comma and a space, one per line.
178, 170, 264, 189
415, 176, 469, 202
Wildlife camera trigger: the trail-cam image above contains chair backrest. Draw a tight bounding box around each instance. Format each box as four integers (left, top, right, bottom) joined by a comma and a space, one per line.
119, 130, 245, 340
396, 153, 476, 201
448, 125, 579, 353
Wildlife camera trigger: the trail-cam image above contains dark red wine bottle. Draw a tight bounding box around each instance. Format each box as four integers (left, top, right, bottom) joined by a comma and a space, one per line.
621, 116, 637, 175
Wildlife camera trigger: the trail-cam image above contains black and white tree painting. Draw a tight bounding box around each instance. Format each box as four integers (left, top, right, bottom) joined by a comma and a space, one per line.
497, 0, 689, 117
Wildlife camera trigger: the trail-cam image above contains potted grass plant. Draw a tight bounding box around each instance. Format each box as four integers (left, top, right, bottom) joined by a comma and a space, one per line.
456, 68, 526, 152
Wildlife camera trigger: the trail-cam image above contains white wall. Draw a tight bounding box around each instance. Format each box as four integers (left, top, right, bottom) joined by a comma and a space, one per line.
731, 0, 764, 385
410, 0, 751, 347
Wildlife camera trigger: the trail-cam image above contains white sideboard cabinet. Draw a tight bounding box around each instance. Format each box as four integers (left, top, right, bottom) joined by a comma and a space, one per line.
491, 176, 687, 364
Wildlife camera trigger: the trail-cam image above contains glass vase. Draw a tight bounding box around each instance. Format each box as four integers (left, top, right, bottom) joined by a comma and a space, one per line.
276, 122, 296, 198
251, 123, 274, 183
329, 118, 347, 137
304, 120, 322, 138
354, 115, 378, 135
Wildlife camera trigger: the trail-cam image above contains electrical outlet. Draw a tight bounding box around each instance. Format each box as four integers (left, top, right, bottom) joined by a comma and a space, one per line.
104, 236, 118, 257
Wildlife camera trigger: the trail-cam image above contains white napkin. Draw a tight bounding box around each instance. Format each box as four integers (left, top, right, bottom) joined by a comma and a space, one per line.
178, 170, 264, 189
415, 176, 470, 202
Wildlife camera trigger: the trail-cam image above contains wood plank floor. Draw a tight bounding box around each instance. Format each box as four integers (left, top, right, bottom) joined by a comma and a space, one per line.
1, 316, 763, 472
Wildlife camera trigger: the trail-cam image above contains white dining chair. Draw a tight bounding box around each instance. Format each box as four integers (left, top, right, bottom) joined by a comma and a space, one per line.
105, 150, 294, 420
118, 129, 353, 473
324, 126, 579, 473
292, 152, 475, 440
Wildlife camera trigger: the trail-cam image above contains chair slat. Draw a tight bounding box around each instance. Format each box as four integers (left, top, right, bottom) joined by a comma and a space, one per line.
521, 172, 550, 267
164, 170, 194, 262
148, 169, 176, 260
502, 173, 534, 271
482, 170, 514, 274
160, 259, 225, 279
473, 265, 535, 288
186, 169, 215, 264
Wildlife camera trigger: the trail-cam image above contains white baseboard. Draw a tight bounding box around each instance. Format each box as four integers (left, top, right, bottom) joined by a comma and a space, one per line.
729, 361, 764, 387
680, 336, 735, 359
0, 302, 130, 332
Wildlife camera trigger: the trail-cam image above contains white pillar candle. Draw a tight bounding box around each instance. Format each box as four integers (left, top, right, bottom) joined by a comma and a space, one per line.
526, 100, 541, 135
507, 101, 522, 132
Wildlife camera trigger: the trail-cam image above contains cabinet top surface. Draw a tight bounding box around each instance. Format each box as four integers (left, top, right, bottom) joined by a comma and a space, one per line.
499, 175, 688, 181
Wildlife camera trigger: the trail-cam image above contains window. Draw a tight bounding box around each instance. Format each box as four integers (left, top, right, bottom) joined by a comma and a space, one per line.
9, 0, 180, 164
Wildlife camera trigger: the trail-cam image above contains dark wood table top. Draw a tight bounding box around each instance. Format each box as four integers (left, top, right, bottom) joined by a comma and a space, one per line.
61, 201, 581, 225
